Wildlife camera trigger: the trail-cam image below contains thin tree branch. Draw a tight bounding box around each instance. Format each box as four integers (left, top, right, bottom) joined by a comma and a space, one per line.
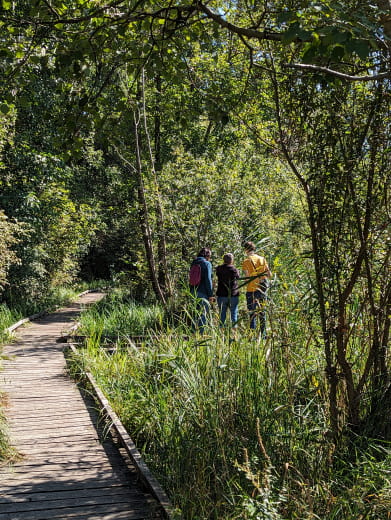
196, 1, 282, 41
283, 63, 390, 82
41, 0, 60, 18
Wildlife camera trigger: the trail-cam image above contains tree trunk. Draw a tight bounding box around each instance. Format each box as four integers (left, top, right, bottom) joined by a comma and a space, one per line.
152, 74, 173, 298
139, 70, 172, 300
133, 109, 167, 304
268, 59, 341, 435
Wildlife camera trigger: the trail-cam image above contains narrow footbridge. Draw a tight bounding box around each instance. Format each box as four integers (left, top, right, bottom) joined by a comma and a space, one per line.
0, 292, 168, 520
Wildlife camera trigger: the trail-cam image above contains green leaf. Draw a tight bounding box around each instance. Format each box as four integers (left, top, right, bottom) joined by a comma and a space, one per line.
296, 29, 312, 41
18, 96, 30, 108
302, 45, 318, 64
2, 0, 11, 9
0, 103, 10, 114
276, 11, 296, 24
333, 31, 352, 44
282, 22, 301, 43
331, 44, 345, 61
346, 39, 371, 59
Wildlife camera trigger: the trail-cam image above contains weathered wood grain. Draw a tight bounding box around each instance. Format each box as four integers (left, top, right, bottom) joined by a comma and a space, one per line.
0, 292, 165, 520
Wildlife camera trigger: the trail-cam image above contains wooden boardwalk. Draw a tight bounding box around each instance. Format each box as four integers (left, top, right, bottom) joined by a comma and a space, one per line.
0, 292, 163, 520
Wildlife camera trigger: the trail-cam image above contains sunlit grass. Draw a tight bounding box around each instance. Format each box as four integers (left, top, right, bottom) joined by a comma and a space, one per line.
0, 397, 19, 465
0, 304, 22, 344
78, 288, 165, 340
70, 291, 391, 519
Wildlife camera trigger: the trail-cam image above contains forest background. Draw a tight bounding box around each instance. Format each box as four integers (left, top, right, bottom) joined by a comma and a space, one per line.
0, 1, 390, 518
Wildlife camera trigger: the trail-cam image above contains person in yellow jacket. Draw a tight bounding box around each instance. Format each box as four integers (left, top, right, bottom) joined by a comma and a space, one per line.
242, 241, 271, 337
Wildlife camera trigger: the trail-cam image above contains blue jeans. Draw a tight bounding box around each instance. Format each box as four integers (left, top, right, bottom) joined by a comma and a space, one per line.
195, 292, 211, 332
246, 290, 267, 336
217, 296, 239, 327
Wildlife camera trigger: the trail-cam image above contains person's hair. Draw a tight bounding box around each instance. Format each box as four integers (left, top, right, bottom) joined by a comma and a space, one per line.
243, 241, 256, 253
198, 247, 211, 258
223, 253, 234, 264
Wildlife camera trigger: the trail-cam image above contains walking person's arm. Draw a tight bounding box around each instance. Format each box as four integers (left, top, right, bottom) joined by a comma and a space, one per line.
205, 261, 214, 300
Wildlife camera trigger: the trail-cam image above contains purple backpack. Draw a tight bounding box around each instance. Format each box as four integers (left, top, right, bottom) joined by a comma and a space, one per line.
189, 263, 202, 287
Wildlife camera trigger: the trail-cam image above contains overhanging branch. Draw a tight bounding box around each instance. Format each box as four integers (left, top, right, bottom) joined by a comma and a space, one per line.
284, 63, 390, 81
196, 1, 282, 41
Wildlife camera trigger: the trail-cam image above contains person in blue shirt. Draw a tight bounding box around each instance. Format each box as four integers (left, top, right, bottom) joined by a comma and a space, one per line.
189, 247, 213, 332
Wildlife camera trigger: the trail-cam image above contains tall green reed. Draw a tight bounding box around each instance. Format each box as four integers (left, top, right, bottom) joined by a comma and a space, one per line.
71, 288, 391, 519
74, 305, 329, 518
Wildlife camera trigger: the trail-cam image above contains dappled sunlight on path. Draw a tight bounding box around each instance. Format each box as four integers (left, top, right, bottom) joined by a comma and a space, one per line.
0, 292, 162, 519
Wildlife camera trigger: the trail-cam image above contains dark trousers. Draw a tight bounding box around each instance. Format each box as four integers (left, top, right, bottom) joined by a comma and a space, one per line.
246, 290, 267, 336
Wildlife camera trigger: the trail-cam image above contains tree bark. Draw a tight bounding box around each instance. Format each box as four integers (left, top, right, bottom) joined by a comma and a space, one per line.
151, 73, 173, 299
377, 0, 391, 43
133, 109, 167, 305
268, 57, 340, 436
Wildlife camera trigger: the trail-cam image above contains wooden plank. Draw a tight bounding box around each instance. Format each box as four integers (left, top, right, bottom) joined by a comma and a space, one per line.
81, 366, 173, 519
0, 468, 132, 483
13, 439, 106, 450
10, 453, 121, 466
10, 431, 100, 442
1, 458, 129, 472
6, 406, 92, 415
46, 511, 150, 520
7, 439, 109, 452
0, 501, 157, 520
7, 436, 101, 448
10, 452, 129, 467
3, 393, 83, 400
1, 381, 71, 387
1, 367, 67, 373
0, 292, 165, 520
9, 422, 96, 433
10, 439, 112, 453
8, 414, 95, 425
0, 493, 155, 513
0, 479, 134, 494
2, 374, 71, 381
4, 402, 83, 409
0, 485, 140, 503
10, 420, 97, 430
5, 402, 90, 411
5, 396, 87, 404
5, 453, 119, 467
0, 460, 132, 474
0, 460, 126, 474
1, 371, 69, 377
8, 414, 93, 422
4, 403, 90, 411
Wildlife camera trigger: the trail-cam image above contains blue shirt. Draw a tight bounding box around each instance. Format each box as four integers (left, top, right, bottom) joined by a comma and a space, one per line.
191, 257, 213, 298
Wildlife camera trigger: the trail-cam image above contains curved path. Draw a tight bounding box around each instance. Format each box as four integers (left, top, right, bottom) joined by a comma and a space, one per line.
0, 292, 163, 519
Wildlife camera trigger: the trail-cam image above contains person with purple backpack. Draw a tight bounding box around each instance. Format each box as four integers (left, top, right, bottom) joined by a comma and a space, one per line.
189, 247, 214, 332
